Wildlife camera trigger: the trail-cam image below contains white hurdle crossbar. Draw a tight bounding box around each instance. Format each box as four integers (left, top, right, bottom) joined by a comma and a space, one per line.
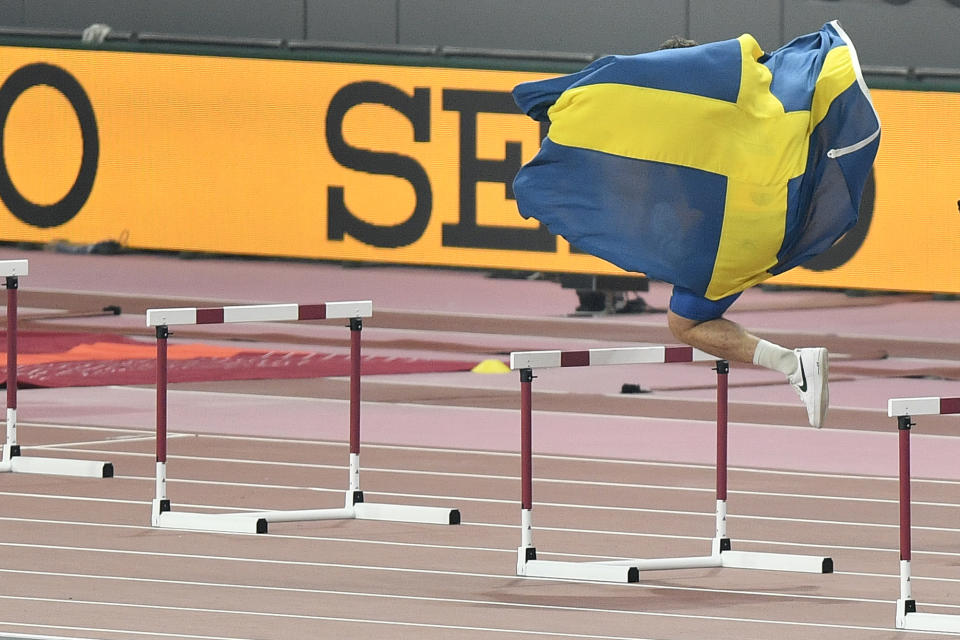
147, 300, 460, 534
889, 396, 960, 634
1, 259, 113, 477
510, 345, 833, 583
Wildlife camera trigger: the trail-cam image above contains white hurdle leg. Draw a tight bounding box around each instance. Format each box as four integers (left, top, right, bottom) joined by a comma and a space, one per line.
151, 461, 167, 527
712, 499, 728, 555
2, 408, 15, 466
346, 451, 360, 507
517, 508, 534, 575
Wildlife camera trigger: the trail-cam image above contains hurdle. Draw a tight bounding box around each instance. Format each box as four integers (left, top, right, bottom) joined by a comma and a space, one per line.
889, 396, 960, 633
147, 300, 461, 534
510, 345, 833, 583
1, 259, 113, 477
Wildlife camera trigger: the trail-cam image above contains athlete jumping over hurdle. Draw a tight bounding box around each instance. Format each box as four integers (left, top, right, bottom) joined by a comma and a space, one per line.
512, 23, 881, 428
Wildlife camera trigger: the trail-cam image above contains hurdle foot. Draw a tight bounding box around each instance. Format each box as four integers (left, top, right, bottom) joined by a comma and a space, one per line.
354, 502, 461, 525
517, 546, 538, 574
7, 456, 113, 478
153, 509, 268, 534
1, 444, 20, 469
897, 603, 960, 633
519, 559, 639, 583
719, 550, 833, 573
226, 504, 461, 527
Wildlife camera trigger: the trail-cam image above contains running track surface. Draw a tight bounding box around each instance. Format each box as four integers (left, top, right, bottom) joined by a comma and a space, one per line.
2, 248, 960, 640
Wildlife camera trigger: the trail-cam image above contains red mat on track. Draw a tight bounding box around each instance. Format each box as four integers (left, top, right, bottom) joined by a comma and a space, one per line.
0, 332, 480, 388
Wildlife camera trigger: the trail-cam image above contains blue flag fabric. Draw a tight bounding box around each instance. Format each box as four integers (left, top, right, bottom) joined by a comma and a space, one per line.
512, 20, 880, 300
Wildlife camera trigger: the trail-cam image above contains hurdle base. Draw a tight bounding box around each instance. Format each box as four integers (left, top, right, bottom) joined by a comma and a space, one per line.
355, 502, 461, 525
152, 501, 460, 534
719, 550, 832, 573
590, 549, 830, 574
897, 600, 960, 633
517, 547, 831, 584
243, 503, 460, 525
0, 455, 113, 478
520, 557, 640, 583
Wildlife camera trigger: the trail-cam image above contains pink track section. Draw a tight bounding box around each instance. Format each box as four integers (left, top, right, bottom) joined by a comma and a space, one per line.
3, 247, 959, 477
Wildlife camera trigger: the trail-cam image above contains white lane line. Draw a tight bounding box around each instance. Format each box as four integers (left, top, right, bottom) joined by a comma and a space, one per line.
4, 477, 952, 535
31, 434, 190, 450
0, 594, 684, 640
0, 492, 146, 506
0, 505, 857, 556
10, 422, 152, 435
2, 535, 960, 597
17, 419, 960, 487
0, 584, 899, 635
0, 624, 243, 640
842, 569, 960, 585
0, 566, 932, 613
2, 516, 960, 567
15, 444, 960, 509
16, 416, 960, 485
0, 486, 939, 533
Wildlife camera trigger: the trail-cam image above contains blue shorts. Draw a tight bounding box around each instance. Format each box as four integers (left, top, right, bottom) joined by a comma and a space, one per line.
668, 286, 742, 322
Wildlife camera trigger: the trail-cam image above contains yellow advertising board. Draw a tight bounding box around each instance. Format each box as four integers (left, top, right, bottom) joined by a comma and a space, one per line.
767, 89, 960, 294
0, 45, 957, 294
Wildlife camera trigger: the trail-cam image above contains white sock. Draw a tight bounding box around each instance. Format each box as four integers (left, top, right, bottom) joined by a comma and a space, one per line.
752, 339, 799, 379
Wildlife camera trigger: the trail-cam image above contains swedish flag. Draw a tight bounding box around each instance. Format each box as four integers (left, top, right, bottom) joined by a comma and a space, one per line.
513, 20, 880, 300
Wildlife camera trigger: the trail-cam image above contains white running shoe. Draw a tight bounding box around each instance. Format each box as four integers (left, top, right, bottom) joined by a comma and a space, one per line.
791, 348, 829, 428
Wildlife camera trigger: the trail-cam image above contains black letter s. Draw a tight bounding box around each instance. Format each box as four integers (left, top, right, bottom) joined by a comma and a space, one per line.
326, 82, 431, 248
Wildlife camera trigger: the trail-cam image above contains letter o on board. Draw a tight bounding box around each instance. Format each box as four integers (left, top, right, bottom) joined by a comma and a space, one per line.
0, 63, 98, 228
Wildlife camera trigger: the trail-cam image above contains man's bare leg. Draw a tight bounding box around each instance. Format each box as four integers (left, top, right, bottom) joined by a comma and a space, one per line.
666, 310, 759, 363
666, 309, 828, 427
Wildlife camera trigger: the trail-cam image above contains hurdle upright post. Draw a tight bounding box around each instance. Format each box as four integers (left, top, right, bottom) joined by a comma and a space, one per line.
146, 300, 460, 535
510, 344, 832, 584
152, 324, 171, 523
517, 367, 536, 574
897, 415, 914, 618
4, 273, 18, 462
347, 316, 362, 506
712, 359, 730, 556
889, 396, 960, 633
1, 259, 113, 477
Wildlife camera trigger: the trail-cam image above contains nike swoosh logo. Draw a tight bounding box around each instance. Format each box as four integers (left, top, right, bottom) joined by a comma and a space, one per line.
798, 358, 808, 392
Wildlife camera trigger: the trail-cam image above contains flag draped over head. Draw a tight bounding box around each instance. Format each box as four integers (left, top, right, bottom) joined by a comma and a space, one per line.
512, 20, 880, 300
